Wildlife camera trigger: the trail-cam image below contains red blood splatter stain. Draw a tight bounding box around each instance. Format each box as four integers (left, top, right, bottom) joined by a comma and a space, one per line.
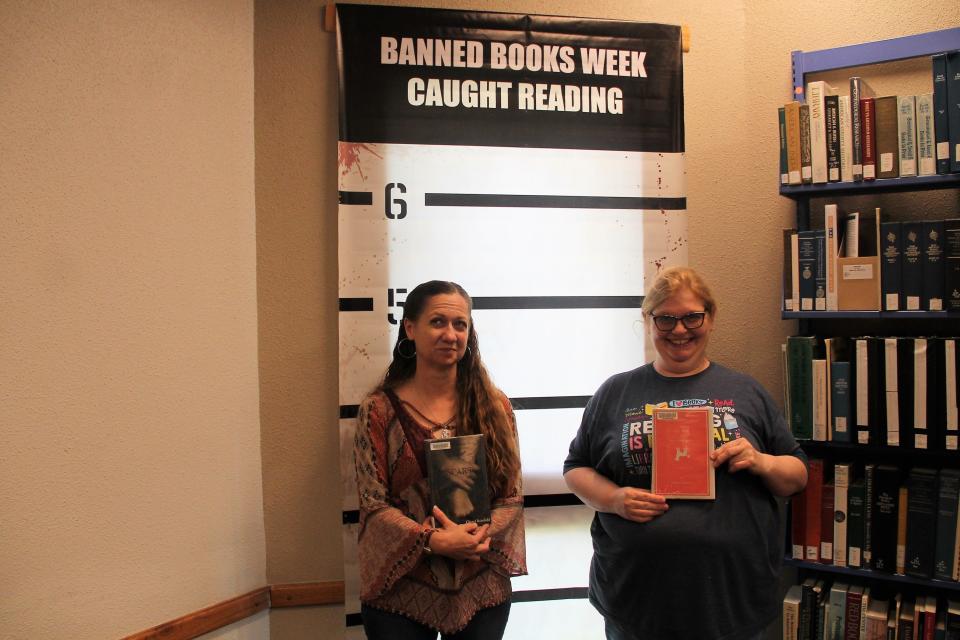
339, 143, 383, 181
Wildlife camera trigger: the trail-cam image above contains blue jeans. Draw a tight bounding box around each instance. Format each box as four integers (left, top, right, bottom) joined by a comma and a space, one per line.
361, 602, 511, 640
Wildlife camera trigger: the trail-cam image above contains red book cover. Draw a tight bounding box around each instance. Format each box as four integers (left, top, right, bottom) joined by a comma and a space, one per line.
651, 407, 715, 499
861, 97, 877, 180
820, 481, 835, 564
845, 585, 864, 640
805, 459, 824, 562
791, 495, 806, 559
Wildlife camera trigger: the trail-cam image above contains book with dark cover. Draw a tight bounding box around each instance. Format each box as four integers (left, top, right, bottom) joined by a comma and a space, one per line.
881, 221, 902, 311
948, 51, 960, 173
798, 231, 818, 311
901, 221, 924, 312
820, 480, 835, 564
875, 96, 900, 178
923, 220, 946, 311
783, 228, 797, 311
946, 601, 960, 640
778, 106, 789, 185
905, 467, 938, 578
826, 94, 842, 181
899, 597, 916, 640
895, 337, 915, 449
788, 336, 816, 439
872, 464, 901, 572
814, 229, 827, 310
927, 338, 948, 452
801, 103, 813, 184
861, 97, 877, 180
946, 219, 960, 312
805, 458, 825, 562
934, 469, 960, 581
847, 477, 866, 568
897, 95, 917, 177
799, 577, 818, 640
831, 361, 852, 443
932, 54, 950, 175
864, 463, 876, 568
850, 76, 875, 181
425, 434, 491, 525
791, 494, 806, 560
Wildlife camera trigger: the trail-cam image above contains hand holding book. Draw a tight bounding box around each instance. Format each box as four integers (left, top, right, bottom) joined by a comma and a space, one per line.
426, 505, 491, 562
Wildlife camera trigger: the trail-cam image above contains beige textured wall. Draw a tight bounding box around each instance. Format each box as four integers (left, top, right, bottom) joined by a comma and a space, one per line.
255, 1, 958, 637
0, 2, 266, 639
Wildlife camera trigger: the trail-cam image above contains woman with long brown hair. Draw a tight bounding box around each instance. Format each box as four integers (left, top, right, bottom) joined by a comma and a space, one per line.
354, 280, 526, 639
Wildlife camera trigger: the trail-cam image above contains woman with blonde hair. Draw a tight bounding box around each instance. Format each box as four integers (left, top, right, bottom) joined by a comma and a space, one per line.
564, 266, 807, 640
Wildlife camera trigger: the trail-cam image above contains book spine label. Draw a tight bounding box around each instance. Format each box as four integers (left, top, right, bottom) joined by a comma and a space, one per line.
897, 95, 917, 177
861, 98, 877, 180
933, 54, 950, 174
881, 221, 902, 311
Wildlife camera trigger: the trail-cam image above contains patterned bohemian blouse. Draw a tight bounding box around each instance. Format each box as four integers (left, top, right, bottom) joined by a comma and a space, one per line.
353, 389, 527, 634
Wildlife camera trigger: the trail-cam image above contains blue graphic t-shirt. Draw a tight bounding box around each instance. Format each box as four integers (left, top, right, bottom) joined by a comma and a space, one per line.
564, 362, 806, 640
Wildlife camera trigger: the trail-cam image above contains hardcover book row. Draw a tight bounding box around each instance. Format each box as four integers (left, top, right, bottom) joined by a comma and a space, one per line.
782, 207, 960, 313
791, 462, 960, 581
784, 336, 958, 448
783, 579, 960, 640
777, 51, 960, 187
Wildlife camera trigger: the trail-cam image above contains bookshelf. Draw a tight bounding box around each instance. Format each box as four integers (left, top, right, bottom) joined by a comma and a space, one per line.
779, 29, 960, 631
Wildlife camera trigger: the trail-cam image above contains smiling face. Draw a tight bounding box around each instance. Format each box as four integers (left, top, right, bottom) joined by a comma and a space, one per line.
647, 287, 714, 377
403, 293, 471, 370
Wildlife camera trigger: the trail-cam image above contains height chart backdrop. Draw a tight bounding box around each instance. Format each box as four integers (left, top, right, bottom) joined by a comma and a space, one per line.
336, 5, 685, 637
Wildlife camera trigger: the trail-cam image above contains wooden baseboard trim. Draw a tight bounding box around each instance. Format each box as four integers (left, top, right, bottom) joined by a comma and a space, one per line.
120, 587, 270, 640
270, 581, 345, 607
120, 581, 344, 640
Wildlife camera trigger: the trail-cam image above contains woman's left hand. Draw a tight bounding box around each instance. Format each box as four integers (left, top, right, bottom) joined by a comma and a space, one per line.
710, 437, 767, 475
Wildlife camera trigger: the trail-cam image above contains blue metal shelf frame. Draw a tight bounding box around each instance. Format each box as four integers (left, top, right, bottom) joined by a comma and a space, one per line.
791, 27, 960, 102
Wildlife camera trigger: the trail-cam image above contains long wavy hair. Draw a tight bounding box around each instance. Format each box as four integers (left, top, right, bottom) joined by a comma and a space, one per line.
380, 280, 520, 496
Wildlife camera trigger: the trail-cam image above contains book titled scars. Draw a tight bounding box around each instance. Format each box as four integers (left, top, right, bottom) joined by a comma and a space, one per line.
425, 434, 491, 524
651, 407, 716, 499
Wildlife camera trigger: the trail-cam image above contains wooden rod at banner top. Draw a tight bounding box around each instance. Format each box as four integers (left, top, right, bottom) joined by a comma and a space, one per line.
323, 4, 691, 53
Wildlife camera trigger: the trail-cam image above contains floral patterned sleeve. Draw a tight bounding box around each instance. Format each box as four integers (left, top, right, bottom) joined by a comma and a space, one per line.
353, 393, 432, 600
483, 394, 527, 577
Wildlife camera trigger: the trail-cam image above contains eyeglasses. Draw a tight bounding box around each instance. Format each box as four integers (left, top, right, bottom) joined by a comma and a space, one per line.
650, 312, 707, 332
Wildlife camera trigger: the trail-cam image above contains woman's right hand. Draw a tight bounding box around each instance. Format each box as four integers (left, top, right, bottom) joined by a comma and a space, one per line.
611, 487, 669, 523
425, 506, 491, 561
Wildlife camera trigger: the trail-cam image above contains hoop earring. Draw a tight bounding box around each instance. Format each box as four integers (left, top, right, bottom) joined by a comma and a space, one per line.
396, 338, 416, 359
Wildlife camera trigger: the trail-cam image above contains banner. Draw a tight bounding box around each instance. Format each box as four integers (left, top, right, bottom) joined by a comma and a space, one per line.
337, 5, 685, 636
